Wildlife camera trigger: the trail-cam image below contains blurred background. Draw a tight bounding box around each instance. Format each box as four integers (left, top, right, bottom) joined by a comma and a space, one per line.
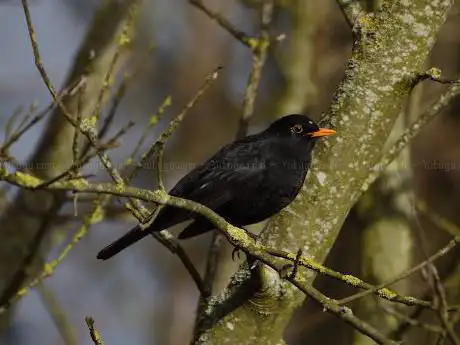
0, 1, 459, 344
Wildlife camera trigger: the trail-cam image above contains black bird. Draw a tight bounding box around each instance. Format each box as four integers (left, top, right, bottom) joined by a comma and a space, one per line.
97, 114, 336, 260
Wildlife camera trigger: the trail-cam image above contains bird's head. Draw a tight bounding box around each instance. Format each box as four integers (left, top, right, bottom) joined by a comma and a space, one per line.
266, 114, 336, 141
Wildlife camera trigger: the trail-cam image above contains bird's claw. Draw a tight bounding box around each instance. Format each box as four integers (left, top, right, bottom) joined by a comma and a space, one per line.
232, 246, 243, 261
279, 248, 303, 280
231, 230, 259, 261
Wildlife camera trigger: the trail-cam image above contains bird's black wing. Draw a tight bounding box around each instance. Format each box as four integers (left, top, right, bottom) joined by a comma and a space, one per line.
151, 137, 267, 230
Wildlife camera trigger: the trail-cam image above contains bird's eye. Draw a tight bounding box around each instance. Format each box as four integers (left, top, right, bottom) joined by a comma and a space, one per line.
291, 124, 303, 134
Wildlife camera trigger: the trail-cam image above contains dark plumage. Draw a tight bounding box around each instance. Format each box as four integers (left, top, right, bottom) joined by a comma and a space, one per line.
97, 114, 335, 260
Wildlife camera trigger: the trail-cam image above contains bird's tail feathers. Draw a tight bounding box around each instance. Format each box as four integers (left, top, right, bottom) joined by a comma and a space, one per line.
97, 224, 149, 260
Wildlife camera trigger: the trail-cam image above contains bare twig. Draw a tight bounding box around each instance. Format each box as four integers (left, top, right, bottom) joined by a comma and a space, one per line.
338, 237, 460, 305
37, 284, 78, 345
266, 247, 431, 309
410, 199, 460, 345
0, 194, 111, 315
336, 0, 363, 27
85, 317, 104, 345
188, 0, 253, 48
287, 278, 399, 345
415, 67, 460, 85
128, 95, 172, 165
417, 199, 460, 237
381, 304, 444, 334
432, 267, 460, 345
98, 46, 155, 141
1, 77, 85, 153
127, 65, 223, 182
360, 83, 460, 196
236, 1, 273, 138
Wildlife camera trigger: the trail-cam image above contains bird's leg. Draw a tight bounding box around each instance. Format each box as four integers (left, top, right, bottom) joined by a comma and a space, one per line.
279, 248, 303, 280
231, 228, 259, 261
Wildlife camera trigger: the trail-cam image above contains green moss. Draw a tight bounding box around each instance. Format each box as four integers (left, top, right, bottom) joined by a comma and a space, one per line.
0, 165, 7, 178
300, 257, 326, 274
118, 32, 131, 46
226, 224, 251, 247
67, 178, 89, 190
377, 288, 398, 300
103, 77, 114, 88
342, 274, 363, 287
89, 204, 105, 224
427, 67, 442, 79
43, 263, 54, 275
247, 38, 260, 50
162, 95, 172, 108
403, 296, 417, 304
15, 171, 42, 188
80, 116, 97, 131
149, 115, 160, 126
357, 14, 377, 31
16, 287, 29, 298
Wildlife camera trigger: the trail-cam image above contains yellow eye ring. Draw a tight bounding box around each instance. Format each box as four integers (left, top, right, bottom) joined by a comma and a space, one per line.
291, 124, 303, 134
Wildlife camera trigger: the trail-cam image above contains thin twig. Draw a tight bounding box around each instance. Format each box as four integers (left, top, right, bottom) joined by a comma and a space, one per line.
151, 231, 210, 297
93, 48, 121, 123
127, 64, 223, 182
432, 266, 460, 345
410, 199, 460, 345
73, 82, 86, 165
338, 237, 460, 305
98, 46, 155, 141
236, 1, 273, 139
360, 83, 460, 196
288, 280, 400, 345
381, 304, 444, 334
417, 199, 460, 237
37, 284, 78, 345
21, 0, 60, 100
335, 0, 363, 27
0, 195, 111, 315
1, 77, 85, 153
128, 95, 172, 165
85, 317, 105, 345
267, 247, 431, 308
4, 107, 25, 142
34, 135, 125, 190
188, 0, 253, 48
414, 67, 460, 85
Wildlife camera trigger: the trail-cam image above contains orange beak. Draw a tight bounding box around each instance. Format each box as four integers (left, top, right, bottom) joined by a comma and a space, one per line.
309, 128, 337, 138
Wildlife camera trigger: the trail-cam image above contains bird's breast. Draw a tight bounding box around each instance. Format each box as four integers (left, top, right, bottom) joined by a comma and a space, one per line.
264, 158, 310, 199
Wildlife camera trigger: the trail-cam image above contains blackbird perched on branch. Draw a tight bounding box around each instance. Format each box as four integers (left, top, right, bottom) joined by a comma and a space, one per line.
97, 114, 336, 260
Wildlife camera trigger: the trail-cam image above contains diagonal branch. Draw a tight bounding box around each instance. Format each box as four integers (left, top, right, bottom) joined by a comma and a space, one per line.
360, 83, 460, 196
189, 0, 253, 48
336, 0, 364, 27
